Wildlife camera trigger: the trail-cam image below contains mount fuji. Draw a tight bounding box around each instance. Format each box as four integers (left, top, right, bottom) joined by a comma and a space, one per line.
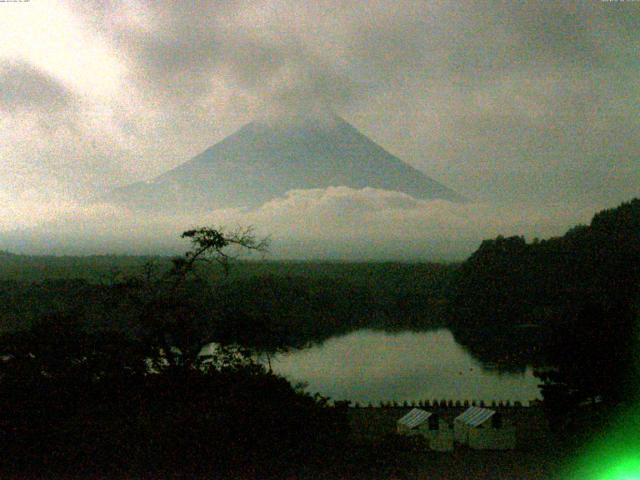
102, 115, 464, 212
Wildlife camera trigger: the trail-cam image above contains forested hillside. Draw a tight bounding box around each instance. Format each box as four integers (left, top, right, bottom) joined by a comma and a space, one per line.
0, 257, 454, 350
449, 198, 640, 413
450, 198, 639, 329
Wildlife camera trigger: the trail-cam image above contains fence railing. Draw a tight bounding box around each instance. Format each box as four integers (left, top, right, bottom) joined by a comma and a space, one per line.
334, 399, 542, 408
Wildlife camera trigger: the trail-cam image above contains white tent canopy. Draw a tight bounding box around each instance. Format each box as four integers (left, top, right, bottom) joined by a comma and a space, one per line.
454, 406, 515, 450
396, 408, 453, 451
397, 408, 432, 429
455, 406, 495, 427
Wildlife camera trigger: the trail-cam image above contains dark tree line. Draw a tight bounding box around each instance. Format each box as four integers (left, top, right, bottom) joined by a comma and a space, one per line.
0, 226, 436, 479
0, 227, 355, 478
449, 198, 640, 427
0, 259, 453, 356
2, 199, 639, 475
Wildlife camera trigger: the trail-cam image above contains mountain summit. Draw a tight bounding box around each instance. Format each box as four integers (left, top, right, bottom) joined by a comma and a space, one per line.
103, 115, 464, 212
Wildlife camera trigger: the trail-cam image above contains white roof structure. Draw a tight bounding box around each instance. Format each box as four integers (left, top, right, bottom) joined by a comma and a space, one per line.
397, 408, 432, 429
455, 407, 495, 427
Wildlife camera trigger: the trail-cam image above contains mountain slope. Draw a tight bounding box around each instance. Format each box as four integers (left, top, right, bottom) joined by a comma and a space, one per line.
103, 115, 465, 211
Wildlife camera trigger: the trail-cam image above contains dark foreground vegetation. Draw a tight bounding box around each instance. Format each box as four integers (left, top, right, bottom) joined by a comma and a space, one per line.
450, 199, 640, 425
0, 229, 416, 479
0, 256, 453, 348
0, 198, 638, 477
0, 325, 347, 478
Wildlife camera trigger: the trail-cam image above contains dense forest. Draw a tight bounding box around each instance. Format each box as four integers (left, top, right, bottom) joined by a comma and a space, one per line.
1, 199, 638, 368
450, 198, 640, 330
449, 199, 640, 426
0, 256, 454, 348
0, 229, 425, 478
0, 199, 638, 476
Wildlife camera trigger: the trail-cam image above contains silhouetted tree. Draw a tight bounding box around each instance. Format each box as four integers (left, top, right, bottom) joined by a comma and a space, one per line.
121, 226, 269, 370
0, 226, 357, 478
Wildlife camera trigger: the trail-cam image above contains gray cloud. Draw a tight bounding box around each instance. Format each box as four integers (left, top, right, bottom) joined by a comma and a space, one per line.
0, 59, 136, 199
71, 1, 361, 114
0, 0, 638, 247
0, 186, 597, 260
0, 60, 75, 113
62, 1, 639, 201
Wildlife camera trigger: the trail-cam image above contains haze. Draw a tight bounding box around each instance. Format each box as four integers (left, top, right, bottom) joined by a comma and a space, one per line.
1, 1, 638, 259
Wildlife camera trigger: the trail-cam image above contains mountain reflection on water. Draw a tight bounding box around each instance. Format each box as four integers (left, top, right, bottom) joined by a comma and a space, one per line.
270, 329, 542, 404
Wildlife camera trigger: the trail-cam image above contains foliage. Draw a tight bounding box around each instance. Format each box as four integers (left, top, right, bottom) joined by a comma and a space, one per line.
0, 226, 351, 478
449, 198, 640, 426
0, 316, 348, 477
0, 259, 455, 353
450, 198, 640, 329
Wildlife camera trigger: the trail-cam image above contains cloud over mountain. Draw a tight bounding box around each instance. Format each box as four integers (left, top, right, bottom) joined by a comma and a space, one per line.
0, 1, 637, 246
1, 186, 594, 260
102, 114, 464, 211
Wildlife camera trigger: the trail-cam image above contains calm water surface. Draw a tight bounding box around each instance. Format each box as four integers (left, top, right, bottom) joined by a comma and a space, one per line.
270, 329, 541, 404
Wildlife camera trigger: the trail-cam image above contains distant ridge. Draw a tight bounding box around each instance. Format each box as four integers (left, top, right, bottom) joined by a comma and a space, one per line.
101, 115, 465, 212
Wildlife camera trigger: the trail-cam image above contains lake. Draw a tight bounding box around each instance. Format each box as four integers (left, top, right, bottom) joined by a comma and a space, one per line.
269, 329, 542, 404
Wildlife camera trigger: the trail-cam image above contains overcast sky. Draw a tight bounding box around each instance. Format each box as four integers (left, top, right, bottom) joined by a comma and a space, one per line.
0, 1, 638, 257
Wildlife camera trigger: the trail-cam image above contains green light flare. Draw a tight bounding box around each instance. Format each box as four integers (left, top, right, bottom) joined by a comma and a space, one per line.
598, 458, 640, 480
563, 405, 640, 480
566, 452, 640, 480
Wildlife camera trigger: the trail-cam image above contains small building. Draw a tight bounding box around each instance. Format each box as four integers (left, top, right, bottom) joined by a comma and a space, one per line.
454, 406, 516, 450
396, 408, 453, 452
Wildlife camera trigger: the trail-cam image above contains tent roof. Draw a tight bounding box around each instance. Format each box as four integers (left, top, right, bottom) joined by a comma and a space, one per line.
455, 407, 495, 427
397, 408, 432, 429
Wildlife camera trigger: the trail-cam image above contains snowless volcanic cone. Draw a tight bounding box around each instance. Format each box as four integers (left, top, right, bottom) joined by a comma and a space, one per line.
102, 114, 465, 212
